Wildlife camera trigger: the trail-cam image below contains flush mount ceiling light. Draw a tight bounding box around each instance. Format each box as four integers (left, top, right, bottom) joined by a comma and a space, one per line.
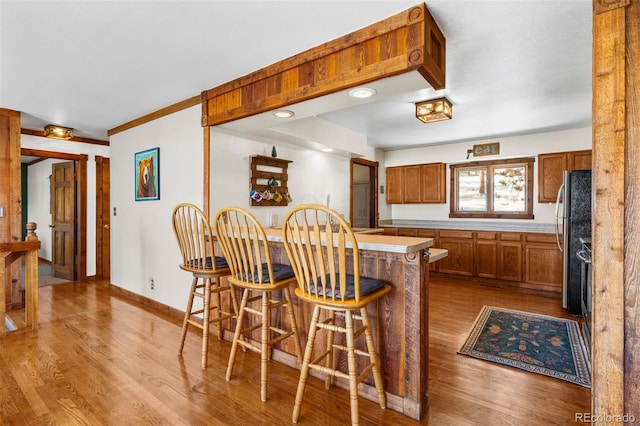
415, 97, 453, 123
44, 124, 74, 140
348, 87, 377, 99
273, 110, 295, 118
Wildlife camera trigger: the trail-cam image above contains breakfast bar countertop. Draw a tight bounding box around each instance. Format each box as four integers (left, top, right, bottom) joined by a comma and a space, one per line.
262, 227, 433, 254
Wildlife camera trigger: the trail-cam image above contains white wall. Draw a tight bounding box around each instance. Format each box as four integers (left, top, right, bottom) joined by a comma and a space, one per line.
21, 134, 110, 275
210, 129, 352, 225
381, 127, 592, 224
109, 105, 372, 310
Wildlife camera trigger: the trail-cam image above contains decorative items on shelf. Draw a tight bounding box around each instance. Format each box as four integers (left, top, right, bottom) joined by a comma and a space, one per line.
271, 146, 278, 157
249, 155, 293, 206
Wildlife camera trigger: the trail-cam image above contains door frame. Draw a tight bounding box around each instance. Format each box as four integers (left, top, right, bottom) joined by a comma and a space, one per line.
350, 158, 379, 229
21, 148, 88, 281
95, 156, 110, 280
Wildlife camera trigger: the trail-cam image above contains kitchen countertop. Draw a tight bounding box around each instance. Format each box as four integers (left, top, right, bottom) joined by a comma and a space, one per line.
379, 219, 556, 234
263, 227, 433, 254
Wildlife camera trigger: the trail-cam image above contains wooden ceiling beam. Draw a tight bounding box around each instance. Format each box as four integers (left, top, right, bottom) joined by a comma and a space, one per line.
201, 2, 446, 127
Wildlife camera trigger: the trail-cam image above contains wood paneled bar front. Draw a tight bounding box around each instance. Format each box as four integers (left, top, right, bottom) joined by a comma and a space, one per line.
214, 230, 439, 420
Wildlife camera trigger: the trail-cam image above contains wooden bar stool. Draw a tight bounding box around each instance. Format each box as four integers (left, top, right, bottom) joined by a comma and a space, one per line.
214, 206, 303, 402
172, 203, 238, 369
282, 204, 391, 426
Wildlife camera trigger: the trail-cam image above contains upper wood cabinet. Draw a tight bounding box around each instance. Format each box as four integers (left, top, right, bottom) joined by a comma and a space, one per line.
538, 149, 592, 203
421, 163, 446, 203
386, 162, 446, 204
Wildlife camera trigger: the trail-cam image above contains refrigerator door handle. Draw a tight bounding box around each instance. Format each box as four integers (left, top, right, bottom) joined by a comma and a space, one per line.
555, 183, 565, 252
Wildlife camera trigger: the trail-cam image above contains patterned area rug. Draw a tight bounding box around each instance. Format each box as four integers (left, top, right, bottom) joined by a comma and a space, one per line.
458, 306, 591, 388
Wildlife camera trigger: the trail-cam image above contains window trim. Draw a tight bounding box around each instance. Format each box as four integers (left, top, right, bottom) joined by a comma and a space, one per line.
449, 157, 534, 219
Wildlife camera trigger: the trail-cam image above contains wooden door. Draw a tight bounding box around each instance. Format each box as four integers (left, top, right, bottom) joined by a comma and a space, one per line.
51, 162, 75, 280
96, 157, 110, 279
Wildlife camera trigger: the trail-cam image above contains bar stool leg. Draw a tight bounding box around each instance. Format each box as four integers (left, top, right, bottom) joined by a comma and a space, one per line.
226, 288, 250, 381
261, 291, 270, 402
179, 276, 198, 354
283, 287, 303, 361
325, 310, 336, 390
201, 278, 212, 369
212, 277, 223, 340
361, 307, 386, 409
292, 305, 321, 424
345, 310, 359, 426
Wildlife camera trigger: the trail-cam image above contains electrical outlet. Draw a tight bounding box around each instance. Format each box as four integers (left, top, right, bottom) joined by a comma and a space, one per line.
149, 277, 155, 290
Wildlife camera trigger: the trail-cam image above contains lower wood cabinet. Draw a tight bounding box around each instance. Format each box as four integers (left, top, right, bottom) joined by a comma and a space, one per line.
385, 227, 560, 292
497, 233, 523, 282
475, 232, 498, 279
437, 230, 474, 276
524, 234, 563, 293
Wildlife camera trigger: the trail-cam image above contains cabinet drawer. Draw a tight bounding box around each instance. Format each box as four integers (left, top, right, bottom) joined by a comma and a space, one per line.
525, 233, 556, 244
398, 228, 418, 237
439, 229, 474, 239
382, 228, 399, 236
416, 229, 437, 238
476, 231, 497, 240
500, 232, 522, 241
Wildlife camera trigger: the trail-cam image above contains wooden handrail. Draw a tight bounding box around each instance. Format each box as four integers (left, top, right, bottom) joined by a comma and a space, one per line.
1, 222, 41, 337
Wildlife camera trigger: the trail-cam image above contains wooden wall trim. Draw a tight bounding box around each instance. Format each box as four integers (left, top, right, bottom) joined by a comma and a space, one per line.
21, 128, 109, 146
623, 0, 639, 418
201, 3, 446, 127
203, 127, 210, 219
108, 94, 201, 136
592, 2, 627, 422
20, 148, 89, 161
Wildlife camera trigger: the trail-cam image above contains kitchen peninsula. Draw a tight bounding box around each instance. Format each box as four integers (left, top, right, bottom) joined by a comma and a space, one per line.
215, 229, 446, 420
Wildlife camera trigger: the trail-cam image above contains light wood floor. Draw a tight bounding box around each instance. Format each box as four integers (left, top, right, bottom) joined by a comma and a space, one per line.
1, 274, 590, 425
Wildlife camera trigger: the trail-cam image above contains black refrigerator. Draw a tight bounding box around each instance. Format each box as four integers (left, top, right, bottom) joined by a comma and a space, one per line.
555, 169, 592, 315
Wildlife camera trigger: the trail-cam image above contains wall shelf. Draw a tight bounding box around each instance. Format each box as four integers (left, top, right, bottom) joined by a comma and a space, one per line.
250, 155, 292, 206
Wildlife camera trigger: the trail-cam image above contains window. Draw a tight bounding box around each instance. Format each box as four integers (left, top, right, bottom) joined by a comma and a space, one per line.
450, 157, 534, 219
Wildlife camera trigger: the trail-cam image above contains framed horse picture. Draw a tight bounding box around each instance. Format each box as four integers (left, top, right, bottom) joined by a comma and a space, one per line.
134, 147, 160, 201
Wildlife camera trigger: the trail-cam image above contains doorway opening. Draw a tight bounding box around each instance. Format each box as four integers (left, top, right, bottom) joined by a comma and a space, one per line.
21, 148, 88, 281
350, 158, 378, 229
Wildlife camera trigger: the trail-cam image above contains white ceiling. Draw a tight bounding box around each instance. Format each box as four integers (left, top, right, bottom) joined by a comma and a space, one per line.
1, 0, 592, 152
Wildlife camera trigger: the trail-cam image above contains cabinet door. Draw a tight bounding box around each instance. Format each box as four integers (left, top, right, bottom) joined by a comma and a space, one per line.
403, 165, 422, 203
476, 239, 498, 278
386, 167, 403, 204
420, 163, 446, 203
438, 230, 474, 276
524, 243, 563, 292
498, 241, 523, 281
538, 152, 567, 203
569, 150, 592, 171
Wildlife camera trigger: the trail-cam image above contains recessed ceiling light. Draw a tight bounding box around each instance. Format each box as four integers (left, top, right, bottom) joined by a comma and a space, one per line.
321, 148, 334, 152
348, 87, 377, 99
273, 110, 294, 118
